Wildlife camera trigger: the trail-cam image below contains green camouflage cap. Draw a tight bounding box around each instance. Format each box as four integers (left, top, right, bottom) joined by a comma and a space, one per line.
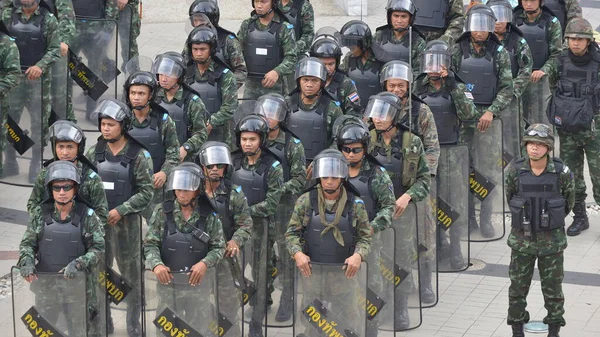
565, 18, 594, 39
521, 123, 554, 150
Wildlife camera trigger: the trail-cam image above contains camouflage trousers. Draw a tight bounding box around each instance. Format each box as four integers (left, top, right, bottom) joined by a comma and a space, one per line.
558, 126, 600, 204
118, 4, 141, 69
419, 182, 437, 263
508, 249, 565, 326
242, 77, 288, 100
8, 75, 51, 148
273, 195, 295, 303
366, 231, 384, 333
142, 186, 163, 222
216, 259, 243, 337
394, 209, 417, 295
0, 97, 7, 175
248, 217, 275, 323
50, 55, 75, 122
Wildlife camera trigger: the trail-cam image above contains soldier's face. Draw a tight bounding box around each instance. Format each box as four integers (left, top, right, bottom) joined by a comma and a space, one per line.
175, 189, 200, 205
386, 79, 409, 99
192, 43, 211, 63
129, 85, 151, 107
266, 118, 279, 130
568, 37, 590, 56
526, 141, 549, 160
158, 74, 179, 89
372, 117, 394, 132
51, 181, 76, 204
494, 22, 507, 35
471, 31, 490, 42
300, 76, 321, 96
391, 11, 411, 30
55, 141, 78, 161
341, 143, 365, 164
254, 0, 272, 15
240, 131, 261, 154
100, 118, 123, 140
522, 0, 540, 12
350, 46, 363, 57
203, 164, 225, 180
321, 58, 337, 77
321, 177, 342, 191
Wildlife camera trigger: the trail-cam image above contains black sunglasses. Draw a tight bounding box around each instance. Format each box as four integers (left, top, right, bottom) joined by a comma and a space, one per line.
206, 164, 226, 170
52, 184, 75, 192
341, 146, 364, 154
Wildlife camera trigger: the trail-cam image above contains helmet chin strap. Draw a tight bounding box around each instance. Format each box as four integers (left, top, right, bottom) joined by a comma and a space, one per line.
376, 122, 396, 134
429, 76, 441, 81
207, 176, 222, 182
525, 8, 540, 15
323, 183, 342, 195
268, 124, 280, 132
166, 82, 180, 91
179, 199, 196, 208
55, 196, 75, 207
244, 148, 261, 157
107, 133, 124, 143
195, 58, 209, 65
132, 101, 150, 110
258, 8, 273, 18
394, 27, 409, 33
349, 161, 361, 167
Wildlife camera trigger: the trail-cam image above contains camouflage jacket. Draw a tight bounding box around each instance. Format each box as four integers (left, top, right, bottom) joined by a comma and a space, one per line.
339, 50, 380, 74
278, 0, 315, 56
372, 28, 426, 76
237, 152, 284, 218
352, 158, 395, 232
267, 129, 306, 196
285, 186, 372, 259
326, 72, 362, 117
156, 86, 208, 159
84, 138, 154, 217
131, 108, 180, 175
18, 200, 105, 271
50, 0, 75, 46
498, 30, 533, 98
515, 10, 562, 74
208, 180, 253, 247
28, 160, 109, 225
0, 32, 20, 98
418, 0, 464, 45
399, 99, 440, 174
563, 0, 583, 28
415, 74, 480, 122
144, 200, 226, 270
505, 155, 574, 255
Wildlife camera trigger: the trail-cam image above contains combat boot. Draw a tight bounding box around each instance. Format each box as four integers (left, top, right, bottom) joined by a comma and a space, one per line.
126, 304, 142, 337
394, 293, 410, 330
449, 243, 465, 270
419, 261, 435, 305
511, 323, 524, 337
249, 319, 264, 337
567, 202, 589, 236
479, 204, 496, 238
468, 201, 479, 233
547, 324, 560, 337
275, 289, 293, 322
1, 147, 19, 178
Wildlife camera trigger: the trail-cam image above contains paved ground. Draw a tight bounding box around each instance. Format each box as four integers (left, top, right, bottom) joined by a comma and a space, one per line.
1, 0, 600, 336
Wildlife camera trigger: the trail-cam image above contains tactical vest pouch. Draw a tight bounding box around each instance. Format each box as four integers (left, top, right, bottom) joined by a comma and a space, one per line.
401, 132, 418, 187
542, 197, 566, 231
509, 196, 529, 230
192, 229, 211, 243
547, 91, 594, 133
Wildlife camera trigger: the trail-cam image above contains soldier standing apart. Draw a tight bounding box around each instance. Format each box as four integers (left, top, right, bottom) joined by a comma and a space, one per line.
238, 0, 297, 99
152, 52, 208, 162
199, 141, 253, 337
373, 0, 426, 75
2, 0, 60, 182
184, 26, 238, 147
144, 163, 226, 336
412, 0, 464, 44
124, 71, 180, 223
513, 0, 562, 126
0, 20, 20, 177
230, 114, 283, 337
506, 124, 574, 337
85, 99, 154, 336
116, 0, 140, 70
18, 161, 105, 337
545, 18, 600, 237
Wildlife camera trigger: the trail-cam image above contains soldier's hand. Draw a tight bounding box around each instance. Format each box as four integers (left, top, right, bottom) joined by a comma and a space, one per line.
188, 261, 208, 286
19, 262, 36, 282
153, 264, 173, 285
393, 193, 412, 218
154, 171, 167, 188
117, 0, 127, 10
477, 111, 494, 132
225, 240, 240, 257
439, 65, 449, 78
179, 146, 188, 162
530, 70, 546, 83
206, 122, 213, 135
343, 253, 362, 279
107, 209, 123, 226
61, 260, 81, 280
60, 42, 69, 57
262, 70, 279, 88
25, 66, 43, 81
294, 252, 311, 277
305, 163, 313, 182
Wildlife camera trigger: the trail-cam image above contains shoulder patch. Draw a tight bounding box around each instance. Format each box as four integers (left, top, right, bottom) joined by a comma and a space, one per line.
521, 38, 526, 44
334, 101, 341, 106
228, 34, 234, 39
354, 199, 365, 204
497, 46, 504, 52
552, 17, 558, 23
87, 209, 94, 216
286, 23, 294, 29
193, 95, 200, 101
235, 185, 242, 193
223, 68, 230, 73
89, 171, 97, 178
351, 80, 356, 85
293, 138, 300, 144
162, 113, 168, 121
9, 37, 15, 41
562, 165, 570, 174
213, 211, 218, 216
379, 166, 386, 172
143, 150, 151, 159
272, 161, 281, 168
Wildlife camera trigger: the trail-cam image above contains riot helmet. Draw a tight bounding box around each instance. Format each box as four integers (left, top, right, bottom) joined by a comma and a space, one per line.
13, 0, 40, 9
420, 40, 452, 74
521, 123, 554, 150
235, 114, 270, 152
166, 163, 204, 192
310, 29, 343, 67
187, 25, 219, 59
256, 93, 289, 122
380, 60, 413, 89
124, 71, 157, 108
336, 116, 371, 151
465, 4, 497, 33
152, 52, 186, 83
488, 0, 513, 23
252, 0, 278, 18
94, 99, 132, 133
385, 0, 417, 27
340, 20, 372, 51
295, 57, 328, 87
189, 0, 220, 26
198, 141, 233, 167
47, 120, 86, 158
45, 160, 80, 202
363, 92, 403, 122
312, 149, 350, 180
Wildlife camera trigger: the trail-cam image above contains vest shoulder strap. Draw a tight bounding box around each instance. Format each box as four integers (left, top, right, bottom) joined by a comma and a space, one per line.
256, 152, 277, 175
41, 201, 55, 226
123, 140, 143, 167
71, 202, 88, 228
163, 200, 177, 235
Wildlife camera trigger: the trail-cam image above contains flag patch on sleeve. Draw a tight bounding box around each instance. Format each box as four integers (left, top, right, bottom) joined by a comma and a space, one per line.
348, 92, 359, 102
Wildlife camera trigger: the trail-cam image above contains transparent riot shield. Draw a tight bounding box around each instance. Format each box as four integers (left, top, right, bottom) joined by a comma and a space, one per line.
11, 268, 87, 337
469, 119, 506, 242
102, 213, 144, 337
392, 202, 422, 331
217, 255, 245, 337
437, 144, 470, 272
521, 76, 551, 126
1, 77, 44, 187
416, 191, 438, 308
293, 262, 367, 337
242, 216, 269, 337
50, 55, 70, 122
364, 227, 396, 336
501, 96, 522, 163
117, 4, 137, 72
144, 270, 218, 337
123, 55, 154, 78
69, 18, 119, 133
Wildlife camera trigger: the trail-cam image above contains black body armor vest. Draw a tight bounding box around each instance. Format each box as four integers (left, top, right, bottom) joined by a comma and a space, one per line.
128, 108, 167, 173
457, 37, 499, 106
231, 151, 278, 208
286, 92, 332, 161
8, 8, 47, 69
347, 56, 384, 109
514, 8, 553, 70
244, 19, 283, 78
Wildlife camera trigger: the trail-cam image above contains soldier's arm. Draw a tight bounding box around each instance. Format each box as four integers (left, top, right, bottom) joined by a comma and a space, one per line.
560, 164, 575, 214
105, 0, 120, 21
296, 1, 315, 56
352, 199, 372, 260
81, 171, 110, 225
326, 102, 344, 137
405, 139, 431, 202
513, 38, 533, 98
452, 81, 479, 121
201, 215, 226, 268
56, 0, 76, 46
273, 22, 298, 77
183, 96, 209, 155
143, 204, 166, 270
442, 0, 466, 45
37, 14, 61, 72
160, 115, 181, 175
231, 186, 253, 247
285, 193, 309, 257
250, 162, 284, 218
209, 70, 236, 127
282, 138, 307, 195
370, 167, 395, 232
487, 48, 514, 116
78, 210, 105, 269
411, 38, 426, 76
224, 36, 248, 88
18, 207, 43, 266
340, 77, 362, 116
27, 169, 48, 214
115, 149, 155, 216
182, 43, 191, 66
565, 0, 583, 25
0, 36, 20, 97
237, 19, 250, 47
504, 164, 519, 202
541, 18, 563, 75
546, 57, 559, 91
339, 52, 351, 73
420, 106, 440, 174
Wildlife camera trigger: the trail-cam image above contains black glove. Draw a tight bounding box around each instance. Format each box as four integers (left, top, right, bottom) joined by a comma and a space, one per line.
19, 260, 35, 278
443, 71, 458, 90
63, 259, 82, 279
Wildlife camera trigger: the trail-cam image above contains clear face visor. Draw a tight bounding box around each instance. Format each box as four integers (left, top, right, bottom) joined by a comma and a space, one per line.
314, 26, 342, 45
45, 165, 79, 186
166, 170, 202, 191
380, 63, 412, 84
465, 13, 496, 33
199, 145, 232, 166
257, 98, 286, 121
48, 123, 84, 143
364, 98, 398, 122
312, 157, 349, 180
386, 0, 416, 13
420, 52, 451, 73
490, 5, 512, 23
152, 57, 184, 79
295, 61, 327, 81
93, 100, 128, 122
340, 35, 362, 48
14, 0, 39, 8
186, 13, 212, 34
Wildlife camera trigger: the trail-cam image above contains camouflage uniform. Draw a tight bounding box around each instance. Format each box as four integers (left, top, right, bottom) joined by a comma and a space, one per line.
238, 12, 297, 99
417, 0, 464, 44
278, 0, 314, 91
155, 86, 209, 162
285, 95, 343, 140
339, 50, 378, 76
372, 30, 426, 76
328, 73, 362, 116
0, 29, 20, 176
18, 201, 105, 337
118, 0, 141, 67
49, 0, 76, 121
505, 154, 574, 328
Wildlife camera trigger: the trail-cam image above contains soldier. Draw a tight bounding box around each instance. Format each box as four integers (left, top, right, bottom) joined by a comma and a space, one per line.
186, 0, 248, 88
256, 93, 306, 322
28, 121, 109, 224
454, 4, 514, 238
124, 71, 180, 223
505, 124, 574, 337
364, 92, 430, 329
545, 18, 599, 237
152, 52, 208, 162
85, 99, 154, 336
184, 26, 237, 147
198, 141, 253, 336
540, 0, 582, 33
143, 162, 226, 336
116, 0, 140, 70
2, 0, 60, 182
513, 0, 562, 126
412, 0, 464, 44
230, 113, 283, 337
285, 57, 343, 163
372, 0, 426, 75
339, 20, 385, 110
285, 149, 372, 337
238, 0, 297, 99
309, 28, 362, 116
0, 20, 20, 177
17, 160, 105, 337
